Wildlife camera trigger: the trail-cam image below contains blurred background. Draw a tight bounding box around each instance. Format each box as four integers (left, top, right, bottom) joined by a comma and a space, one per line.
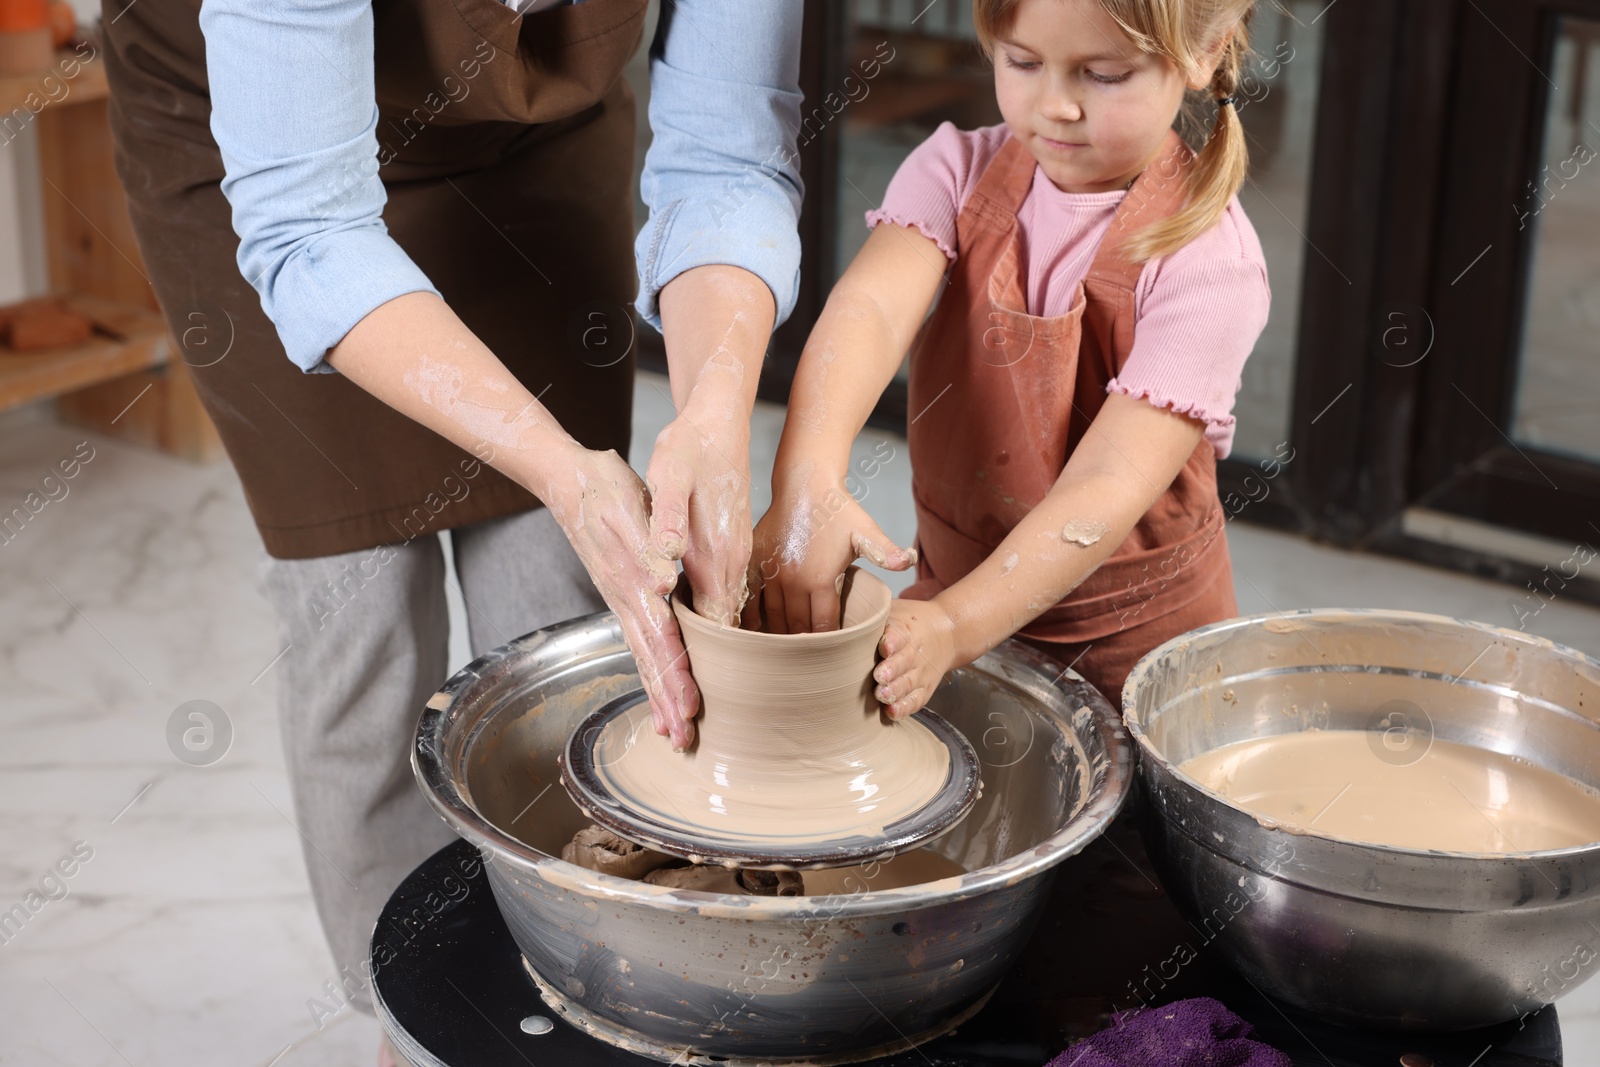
2, 0, 1600, 1063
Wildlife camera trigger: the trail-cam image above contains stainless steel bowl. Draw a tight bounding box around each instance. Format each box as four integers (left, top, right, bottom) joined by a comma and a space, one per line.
413, 612, 1131, 1064
1123, 607, 1600, 1030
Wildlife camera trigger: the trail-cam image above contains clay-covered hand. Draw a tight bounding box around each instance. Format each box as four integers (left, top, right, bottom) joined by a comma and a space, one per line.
746, 466, 916, 634
645, 412, 752, 630
873, 597, 957, 719
544, 446, 700, 749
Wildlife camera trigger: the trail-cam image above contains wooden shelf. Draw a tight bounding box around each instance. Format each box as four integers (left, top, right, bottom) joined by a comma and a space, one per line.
0, 45, 107, 114
0, 294, 168, 412
0, 42, 220, 460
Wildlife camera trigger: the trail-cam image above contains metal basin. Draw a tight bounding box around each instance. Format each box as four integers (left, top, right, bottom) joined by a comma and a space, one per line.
413, 611, 1131, 1064
1123, 607, 1600, 1030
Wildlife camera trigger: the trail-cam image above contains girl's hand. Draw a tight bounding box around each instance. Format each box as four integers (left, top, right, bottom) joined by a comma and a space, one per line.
544, 445, 700, 750
874, 598, 958, 719
746, 465, 915, 634
743, 224, 946, 634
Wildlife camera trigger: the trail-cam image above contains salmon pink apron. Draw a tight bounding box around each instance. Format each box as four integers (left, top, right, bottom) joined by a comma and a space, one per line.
904, 130, 1237, 704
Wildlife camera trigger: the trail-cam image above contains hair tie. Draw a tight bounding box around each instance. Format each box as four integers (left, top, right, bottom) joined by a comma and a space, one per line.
1216, 95, 1239, 109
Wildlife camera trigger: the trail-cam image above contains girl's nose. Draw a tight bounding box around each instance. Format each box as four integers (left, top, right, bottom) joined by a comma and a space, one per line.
1040, 90, 1083, 124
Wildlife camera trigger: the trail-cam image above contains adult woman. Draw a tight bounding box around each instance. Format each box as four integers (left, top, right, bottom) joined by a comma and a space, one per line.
101, 0, 802, 1029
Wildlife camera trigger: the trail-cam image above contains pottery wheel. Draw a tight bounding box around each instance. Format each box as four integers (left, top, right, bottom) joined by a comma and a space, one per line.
561, 690, 982, 869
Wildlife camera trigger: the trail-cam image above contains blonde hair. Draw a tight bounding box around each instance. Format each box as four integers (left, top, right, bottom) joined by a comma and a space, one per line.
974, 0, 1255, 263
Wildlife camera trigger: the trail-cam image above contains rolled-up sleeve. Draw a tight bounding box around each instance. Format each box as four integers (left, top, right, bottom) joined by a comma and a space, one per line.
634, 0, 804, 330
200, 0, 439, 373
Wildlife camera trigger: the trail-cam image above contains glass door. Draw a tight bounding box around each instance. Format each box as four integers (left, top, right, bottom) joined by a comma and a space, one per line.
1509, 16, 1600, 466
1399, 1, 1600, 597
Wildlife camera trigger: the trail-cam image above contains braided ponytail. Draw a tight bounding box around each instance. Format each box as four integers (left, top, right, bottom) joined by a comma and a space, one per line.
1119, 13, 1253, 264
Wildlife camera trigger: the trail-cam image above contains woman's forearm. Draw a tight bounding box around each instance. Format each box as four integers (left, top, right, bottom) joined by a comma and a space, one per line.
649, 265, 775, 621
326, 291, 580, 499
328, 290, 702, 745
657, 264, 772, 417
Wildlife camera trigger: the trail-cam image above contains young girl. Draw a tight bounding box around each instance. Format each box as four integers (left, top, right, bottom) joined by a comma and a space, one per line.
747, 0, 1270, 714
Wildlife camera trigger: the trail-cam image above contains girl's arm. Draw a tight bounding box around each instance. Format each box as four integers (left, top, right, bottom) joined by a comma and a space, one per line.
748, 223, 951, 633
872, 393, 1207, 717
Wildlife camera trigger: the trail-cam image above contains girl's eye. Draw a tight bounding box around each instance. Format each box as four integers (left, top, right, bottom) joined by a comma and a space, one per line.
1087, 69, 1134, 85
1003, 54, 1041, 72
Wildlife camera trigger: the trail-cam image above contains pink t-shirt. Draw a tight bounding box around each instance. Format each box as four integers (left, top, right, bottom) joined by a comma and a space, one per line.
865, 122, 1271, 459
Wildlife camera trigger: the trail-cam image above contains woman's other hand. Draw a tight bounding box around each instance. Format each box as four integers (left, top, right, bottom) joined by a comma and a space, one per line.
545, 445, 700, 750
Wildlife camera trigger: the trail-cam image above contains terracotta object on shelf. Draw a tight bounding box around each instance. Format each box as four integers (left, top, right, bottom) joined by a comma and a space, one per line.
46, 0, 71, 47
0, 0, 50, 76
0, 296, 94, 352
0, 0, 48, 31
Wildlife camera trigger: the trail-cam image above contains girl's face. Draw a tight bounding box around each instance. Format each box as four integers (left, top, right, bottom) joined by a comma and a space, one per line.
993, 0, 1213, 194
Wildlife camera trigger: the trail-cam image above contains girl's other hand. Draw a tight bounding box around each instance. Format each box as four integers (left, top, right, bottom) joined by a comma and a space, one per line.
874, 598, 956, 719
744, 466, 915, 634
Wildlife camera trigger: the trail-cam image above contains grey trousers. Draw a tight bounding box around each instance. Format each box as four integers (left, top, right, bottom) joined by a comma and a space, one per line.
257, 506, 604, 1012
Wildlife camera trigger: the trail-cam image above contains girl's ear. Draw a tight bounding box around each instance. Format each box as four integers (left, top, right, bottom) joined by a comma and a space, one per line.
1185, 28, 1236, 92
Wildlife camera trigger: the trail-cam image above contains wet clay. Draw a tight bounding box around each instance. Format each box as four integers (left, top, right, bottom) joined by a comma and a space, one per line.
563, 825, 804, 894
642, 865, 804, 895
1181, 730, 1600, 852
561, 825, 678, 879
592, 567, 951, 849
561, 824, 961, 895
1059, 518, 1108, 547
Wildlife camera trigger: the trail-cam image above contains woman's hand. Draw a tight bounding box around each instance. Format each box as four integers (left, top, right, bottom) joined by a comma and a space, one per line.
644, 409, 751, 629
654, 265, 772, 629
746, 464, 915, 633
874, 597, 958, 719
543, 445, 700, 750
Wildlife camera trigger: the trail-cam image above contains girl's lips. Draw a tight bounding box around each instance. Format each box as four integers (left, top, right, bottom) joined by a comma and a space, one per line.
1038, 135, 1087, 151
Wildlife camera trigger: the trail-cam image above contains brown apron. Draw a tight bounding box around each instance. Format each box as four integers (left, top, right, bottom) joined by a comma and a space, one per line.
102, 0, 646, 559
903, 130, 1238, 704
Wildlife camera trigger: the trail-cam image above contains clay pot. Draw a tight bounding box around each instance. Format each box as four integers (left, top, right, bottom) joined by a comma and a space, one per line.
588, 566, 951, 857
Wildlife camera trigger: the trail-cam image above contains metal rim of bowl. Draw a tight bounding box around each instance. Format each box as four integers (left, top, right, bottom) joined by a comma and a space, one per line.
413, 611, 1134, 917
561, 689, 983, 870
1121, 606, 1600, 862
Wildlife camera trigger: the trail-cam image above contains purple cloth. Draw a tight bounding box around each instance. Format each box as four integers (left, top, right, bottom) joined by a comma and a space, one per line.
1047, 998, 1293, 1067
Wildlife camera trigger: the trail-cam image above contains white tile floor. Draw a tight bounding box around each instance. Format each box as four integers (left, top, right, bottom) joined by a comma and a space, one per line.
3, 371, 1599, 1065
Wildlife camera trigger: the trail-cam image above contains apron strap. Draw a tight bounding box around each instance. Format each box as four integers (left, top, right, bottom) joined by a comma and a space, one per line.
956, 135, 1044, 236
1086, 128, 1195, 290
956, 127, 1195, 289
